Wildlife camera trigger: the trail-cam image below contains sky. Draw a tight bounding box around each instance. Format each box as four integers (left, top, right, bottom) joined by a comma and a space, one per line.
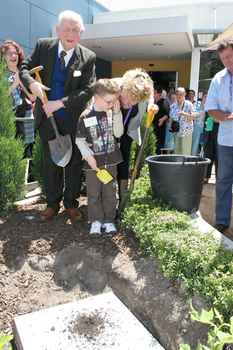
96, 0, 233, 12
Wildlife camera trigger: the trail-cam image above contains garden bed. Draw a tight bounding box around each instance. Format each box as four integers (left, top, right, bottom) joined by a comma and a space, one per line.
0, 196, 210, 350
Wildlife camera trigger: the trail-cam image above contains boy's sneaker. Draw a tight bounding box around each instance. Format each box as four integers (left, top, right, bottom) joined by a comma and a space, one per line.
102, 223, 117, 234
89, 221, 102, 236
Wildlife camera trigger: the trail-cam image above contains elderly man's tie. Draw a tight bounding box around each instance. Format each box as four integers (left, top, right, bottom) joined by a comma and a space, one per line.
59, 50, 67, 69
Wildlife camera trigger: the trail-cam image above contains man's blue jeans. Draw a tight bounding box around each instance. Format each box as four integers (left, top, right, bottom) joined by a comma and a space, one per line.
216, 144, 233, 226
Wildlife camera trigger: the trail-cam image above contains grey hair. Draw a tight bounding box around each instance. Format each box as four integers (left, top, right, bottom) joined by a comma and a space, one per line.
176, 87, 186, 95
57, 10, 85, 31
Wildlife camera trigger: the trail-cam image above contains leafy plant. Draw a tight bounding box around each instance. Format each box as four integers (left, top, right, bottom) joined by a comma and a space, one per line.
0, 333, 13, 350
0, 137, 26, 213
120, 165, 233, 322
179, 301, 233, 350
31, 131, 45, 198
129, 111, 157, 174
0, 59, 26, 214
0, 59, 16, 138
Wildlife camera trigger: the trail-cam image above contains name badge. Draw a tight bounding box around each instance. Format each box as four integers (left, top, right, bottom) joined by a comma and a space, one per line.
84, 117, 98, 128
73, 70, 82, 77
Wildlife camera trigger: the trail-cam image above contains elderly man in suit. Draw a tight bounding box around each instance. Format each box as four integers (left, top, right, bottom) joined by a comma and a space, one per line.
19, 10, 96, 220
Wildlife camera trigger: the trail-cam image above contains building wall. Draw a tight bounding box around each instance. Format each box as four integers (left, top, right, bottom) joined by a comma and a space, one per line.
0, 0, 108, 58
94, 2, 233, 31
112, 60, 191, 89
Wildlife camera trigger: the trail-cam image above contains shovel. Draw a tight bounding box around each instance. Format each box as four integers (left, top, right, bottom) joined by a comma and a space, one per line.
96, 167, 113, 184
29, 66, 72, 167
85, 157, 113, 185
117, 108, 155, 216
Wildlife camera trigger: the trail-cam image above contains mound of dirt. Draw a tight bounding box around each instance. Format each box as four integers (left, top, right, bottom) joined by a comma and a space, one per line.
0, 197, 209, 349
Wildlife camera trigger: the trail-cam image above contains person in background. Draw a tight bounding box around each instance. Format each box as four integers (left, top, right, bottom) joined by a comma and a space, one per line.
161, 89, 167, 99
169, 87, 195, 155
19, 10, 96, 221
190, 92, 207, 156
205, 36, 233, 233
169, 92, 177, 104
202, 109, 219, 184
163, 91, 177, 152
153, 84, 170, 154
113, 68, 158, 202
166, 86, 175, 105
188, 89, 196, 104
0, 39, 35, 158
76, 79, 123, 236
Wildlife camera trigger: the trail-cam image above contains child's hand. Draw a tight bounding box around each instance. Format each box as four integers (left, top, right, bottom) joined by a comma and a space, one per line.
87, 155, 98, 171
113, 99, 120, 115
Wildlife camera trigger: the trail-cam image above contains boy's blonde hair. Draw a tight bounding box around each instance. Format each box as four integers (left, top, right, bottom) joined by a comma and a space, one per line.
93, 78, 121, 97
122, 68, 153, 103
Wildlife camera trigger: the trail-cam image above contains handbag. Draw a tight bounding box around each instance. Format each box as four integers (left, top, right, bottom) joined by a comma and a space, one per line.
170, 120, 180, 133
169, 101, 185, 134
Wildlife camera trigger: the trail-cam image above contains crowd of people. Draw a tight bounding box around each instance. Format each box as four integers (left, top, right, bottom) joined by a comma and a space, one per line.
1, 8, 231, 235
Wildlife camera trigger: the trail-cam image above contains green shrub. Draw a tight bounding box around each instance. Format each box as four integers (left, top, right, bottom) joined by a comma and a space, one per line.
129, 111, 157, 174
0, 137, 26, 213
0, 59, 16, 138
0, 59, 26, 214
0, 333, 13, 350
180, 301, 233, 350
31, 131, 45, 198
120, 165, 233, 322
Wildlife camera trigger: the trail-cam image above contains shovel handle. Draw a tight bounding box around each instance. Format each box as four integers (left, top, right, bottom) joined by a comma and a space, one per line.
129, 108, 154, 191
32, 68, 63, 149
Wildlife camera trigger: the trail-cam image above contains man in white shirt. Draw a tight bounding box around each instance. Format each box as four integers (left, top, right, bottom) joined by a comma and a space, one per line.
205, 36, 233, 233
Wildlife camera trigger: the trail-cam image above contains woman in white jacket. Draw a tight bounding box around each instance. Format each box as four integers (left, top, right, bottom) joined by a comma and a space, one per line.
113, 68, 158, 202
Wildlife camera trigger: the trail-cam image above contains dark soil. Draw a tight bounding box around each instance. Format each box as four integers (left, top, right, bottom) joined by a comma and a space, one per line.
67, 311, 106, 342
0, 196, 143, 338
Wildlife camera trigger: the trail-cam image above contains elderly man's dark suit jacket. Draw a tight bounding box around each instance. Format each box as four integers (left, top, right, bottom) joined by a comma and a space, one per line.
19, 37, 96, 137
19, 37, 96, 211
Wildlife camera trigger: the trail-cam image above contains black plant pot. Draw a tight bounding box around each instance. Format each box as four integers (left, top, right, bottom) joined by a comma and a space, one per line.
145, 155, 211, 214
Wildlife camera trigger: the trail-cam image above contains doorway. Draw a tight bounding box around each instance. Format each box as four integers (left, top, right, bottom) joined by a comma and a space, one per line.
148, 71, 178, 91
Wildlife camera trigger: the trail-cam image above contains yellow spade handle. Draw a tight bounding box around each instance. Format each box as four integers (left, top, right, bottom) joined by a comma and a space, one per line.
129, 108, 154, 191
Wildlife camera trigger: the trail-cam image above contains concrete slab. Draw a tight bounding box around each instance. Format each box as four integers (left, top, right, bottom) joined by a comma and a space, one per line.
189, 211, 233, 251
25, 182, 39, 194
13, 292, 165, 350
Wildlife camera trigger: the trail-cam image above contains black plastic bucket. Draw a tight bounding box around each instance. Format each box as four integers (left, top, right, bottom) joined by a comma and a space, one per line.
145, 155, 211, 214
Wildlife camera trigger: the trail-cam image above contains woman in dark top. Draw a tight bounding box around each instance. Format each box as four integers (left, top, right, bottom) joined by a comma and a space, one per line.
153, 85, 170, 154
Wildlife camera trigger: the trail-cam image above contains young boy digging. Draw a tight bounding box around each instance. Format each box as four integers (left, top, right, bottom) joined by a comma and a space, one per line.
76, 79, 123, 236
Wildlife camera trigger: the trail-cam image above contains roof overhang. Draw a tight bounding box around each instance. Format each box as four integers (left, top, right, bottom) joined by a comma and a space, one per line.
201, 22, 233, 51
80, 15, 195, 62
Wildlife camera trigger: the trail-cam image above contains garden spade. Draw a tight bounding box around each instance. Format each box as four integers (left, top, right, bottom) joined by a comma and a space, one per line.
117, 108, 155, 217
29, 66, 72, 167
96, 167, 113, 184
85, 158, 113, 184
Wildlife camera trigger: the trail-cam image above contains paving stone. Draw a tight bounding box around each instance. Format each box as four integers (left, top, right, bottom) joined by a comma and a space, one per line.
13, 292, 165, 350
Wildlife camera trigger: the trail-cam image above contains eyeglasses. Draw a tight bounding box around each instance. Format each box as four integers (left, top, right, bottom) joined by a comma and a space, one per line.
100, 96, 115, 105
7, 51, 18, 57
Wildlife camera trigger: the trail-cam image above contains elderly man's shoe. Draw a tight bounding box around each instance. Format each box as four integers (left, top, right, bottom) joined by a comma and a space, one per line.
65, 208, 83, 220
214, 223, 229, 233
40, 207, 57, 220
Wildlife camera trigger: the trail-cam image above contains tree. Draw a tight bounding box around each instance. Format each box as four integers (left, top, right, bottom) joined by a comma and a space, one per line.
129, 111, 157, 174
0, 58, 26, 214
